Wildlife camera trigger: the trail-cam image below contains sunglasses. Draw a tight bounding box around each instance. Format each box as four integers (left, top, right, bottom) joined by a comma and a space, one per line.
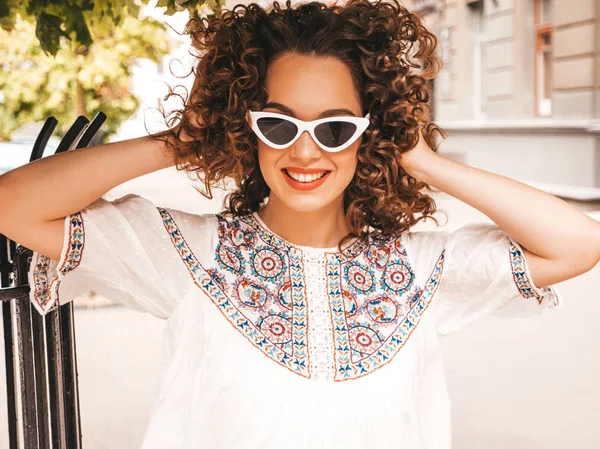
247, 110, 371, 153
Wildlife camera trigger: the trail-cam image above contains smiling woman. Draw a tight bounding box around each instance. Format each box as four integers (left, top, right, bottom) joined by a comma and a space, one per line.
152, 0, 447, 251
254, 53, 365, 243
1, 0, 579, 448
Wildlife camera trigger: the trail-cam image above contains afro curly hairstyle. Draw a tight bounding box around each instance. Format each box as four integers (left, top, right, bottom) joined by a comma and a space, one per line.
151, 0, 448, 251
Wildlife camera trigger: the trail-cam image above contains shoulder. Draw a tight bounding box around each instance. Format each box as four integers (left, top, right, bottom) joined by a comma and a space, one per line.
158, 205, 261, 267
398, 228, 450, 261
399, 223, 501, 261
100, 193, 221, 237
99, 194, 229, 264
393, 228, 451, 288
158, 202, 220, 236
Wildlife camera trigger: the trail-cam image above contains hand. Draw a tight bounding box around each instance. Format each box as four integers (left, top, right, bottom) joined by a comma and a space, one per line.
400, 126, 437, 179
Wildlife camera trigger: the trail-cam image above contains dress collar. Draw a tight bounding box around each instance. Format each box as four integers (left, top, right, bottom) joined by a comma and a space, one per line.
240, 211, 368, 260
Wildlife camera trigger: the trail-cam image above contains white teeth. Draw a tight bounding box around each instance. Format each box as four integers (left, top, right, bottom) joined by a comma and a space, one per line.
286, 170, 327, 183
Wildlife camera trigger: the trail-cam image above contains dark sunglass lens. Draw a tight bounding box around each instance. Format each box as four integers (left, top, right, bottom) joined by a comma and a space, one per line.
314, 121, 357, 148
256, 117, 297, 145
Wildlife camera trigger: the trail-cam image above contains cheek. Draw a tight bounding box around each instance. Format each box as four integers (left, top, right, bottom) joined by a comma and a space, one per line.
257, 144, 279, 182
333, 151, 359, 181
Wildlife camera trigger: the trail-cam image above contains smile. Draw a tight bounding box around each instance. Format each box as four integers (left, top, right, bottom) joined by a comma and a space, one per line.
281, 169, 332, 191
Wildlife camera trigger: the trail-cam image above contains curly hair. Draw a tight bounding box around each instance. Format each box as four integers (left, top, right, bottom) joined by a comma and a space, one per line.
151, 0, 448, 251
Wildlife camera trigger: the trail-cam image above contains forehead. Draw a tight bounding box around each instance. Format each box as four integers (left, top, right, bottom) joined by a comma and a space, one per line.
264, 52, 362, 119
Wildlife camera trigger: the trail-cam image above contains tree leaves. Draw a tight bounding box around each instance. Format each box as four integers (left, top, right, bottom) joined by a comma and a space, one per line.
0, 0, 227, 141
35, 13, 69, 56
0, 15, 171, 141
0, 0, 223, 56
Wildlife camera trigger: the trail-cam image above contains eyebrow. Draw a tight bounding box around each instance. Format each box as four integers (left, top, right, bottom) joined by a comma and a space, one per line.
263, 102, 358, 118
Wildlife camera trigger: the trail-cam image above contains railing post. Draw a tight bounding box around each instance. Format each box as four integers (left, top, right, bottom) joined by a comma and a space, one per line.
1, 112, 107, 449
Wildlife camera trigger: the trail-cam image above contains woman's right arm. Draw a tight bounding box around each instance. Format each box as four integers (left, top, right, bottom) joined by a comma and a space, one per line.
0, 131, 176, 262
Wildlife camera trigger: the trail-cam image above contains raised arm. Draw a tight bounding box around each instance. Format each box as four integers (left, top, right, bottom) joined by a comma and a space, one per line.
0, 131, 176, 262
400, 128, 600, 288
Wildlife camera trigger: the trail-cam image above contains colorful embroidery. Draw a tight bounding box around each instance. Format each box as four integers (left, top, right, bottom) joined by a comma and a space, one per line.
158, 209, 311, 378
158, 209, 447, 382
327, 237, 445, 381
509, 241, 560, 307
31, 213, 85, 315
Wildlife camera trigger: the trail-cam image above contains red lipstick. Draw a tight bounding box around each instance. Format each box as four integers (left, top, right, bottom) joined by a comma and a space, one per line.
281, 168, 331, 191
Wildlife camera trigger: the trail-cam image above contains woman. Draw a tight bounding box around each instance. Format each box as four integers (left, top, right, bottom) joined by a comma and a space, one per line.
0, 0, 598, 448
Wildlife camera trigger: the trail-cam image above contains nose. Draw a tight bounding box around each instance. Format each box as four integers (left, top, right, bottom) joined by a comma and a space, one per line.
288, 130, 322, 161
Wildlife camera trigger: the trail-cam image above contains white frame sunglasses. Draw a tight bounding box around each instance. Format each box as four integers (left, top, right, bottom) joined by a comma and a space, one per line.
247, 110, 371, 153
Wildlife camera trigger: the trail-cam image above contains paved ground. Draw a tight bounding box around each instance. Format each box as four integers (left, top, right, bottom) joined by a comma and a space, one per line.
1, 166, 599, 448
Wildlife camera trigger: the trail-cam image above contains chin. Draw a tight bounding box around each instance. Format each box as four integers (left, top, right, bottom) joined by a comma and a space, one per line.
278, 195, 333, 213
264, 184, 338, 213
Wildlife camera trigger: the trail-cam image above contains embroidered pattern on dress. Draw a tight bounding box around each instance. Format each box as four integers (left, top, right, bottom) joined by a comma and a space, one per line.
213, 216, 306, 361
508, 241, 560, 307
326, 236, 445, 381
157, 209, 449, 381
158, 209, 312, 378
31, 213, 85, 314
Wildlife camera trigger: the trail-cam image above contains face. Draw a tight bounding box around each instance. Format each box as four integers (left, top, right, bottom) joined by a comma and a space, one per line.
252, 52, 364, 214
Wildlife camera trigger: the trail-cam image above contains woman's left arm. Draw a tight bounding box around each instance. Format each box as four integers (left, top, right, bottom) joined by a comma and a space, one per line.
401, 129, 600, 288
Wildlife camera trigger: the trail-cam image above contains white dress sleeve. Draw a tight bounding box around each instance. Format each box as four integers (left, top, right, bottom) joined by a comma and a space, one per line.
27, 193, 193, 320
402, 223, 563, 336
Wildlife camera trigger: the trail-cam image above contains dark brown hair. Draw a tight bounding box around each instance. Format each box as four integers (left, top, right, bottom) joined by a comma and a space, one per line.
151, 0, 448, 250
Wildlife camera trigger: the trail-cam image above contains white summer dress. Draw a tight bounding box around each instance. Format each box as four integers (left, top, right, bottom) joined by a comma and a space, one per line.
28, 193, 562, 449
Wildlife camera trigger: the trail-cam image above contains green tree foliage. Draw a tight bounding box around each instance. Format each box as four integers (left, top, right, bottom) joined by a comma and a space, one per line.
0, 0, 223, 56
0, 0, 224, 55
0, 14, 171, 141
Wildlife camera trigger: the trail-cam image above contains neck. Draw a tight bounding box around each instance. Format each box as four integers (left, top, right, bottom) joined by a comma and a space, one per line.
257, 195, 351, 249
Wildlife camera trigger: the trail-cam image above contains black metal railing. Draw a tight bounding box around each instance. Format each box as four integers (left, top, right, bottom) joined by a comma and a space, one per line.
1, 112, 106, 449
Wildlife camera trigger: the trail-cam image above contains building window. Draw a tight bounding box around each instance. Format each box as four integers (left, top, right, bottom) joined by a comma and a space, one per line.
535, 0, 553, 116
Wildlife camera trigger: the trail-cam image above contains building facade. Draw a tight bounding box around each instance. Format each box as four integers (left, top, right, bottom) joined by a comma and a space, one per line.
410, 0, 600, 188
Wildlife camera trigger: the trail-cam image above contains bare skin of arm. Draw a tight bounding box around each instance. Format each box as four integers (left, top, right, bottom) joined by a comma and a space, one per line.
0, 131, 177, 262
401, 129, 600, 288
